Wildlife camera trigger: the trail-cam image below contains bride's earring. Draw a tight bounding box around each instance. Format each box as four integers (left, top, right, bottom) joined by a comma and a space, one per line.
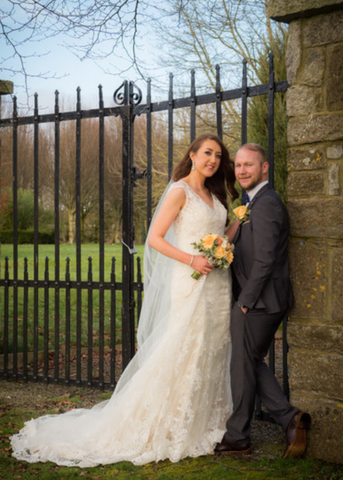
192, 162, 195, 171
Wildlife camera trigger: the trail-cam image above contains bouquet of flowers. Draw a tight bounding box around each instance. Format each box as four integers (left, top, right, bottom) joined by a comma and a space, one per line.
190, 233, 234, 280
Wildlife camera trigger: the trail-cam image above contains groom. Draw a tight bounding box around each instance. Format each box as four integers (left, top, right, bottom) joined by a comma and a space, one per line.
216, 143, 311, 458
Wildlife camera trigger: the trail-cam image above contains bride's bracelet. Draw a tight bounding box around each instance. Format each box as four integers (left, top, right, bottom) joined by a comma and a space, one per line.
189, 255, 194, 267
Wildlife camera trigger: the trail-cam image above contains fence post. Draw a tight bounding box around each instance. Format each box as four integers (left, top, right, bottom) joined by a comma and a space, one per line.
121, 101, 135, 369
114, 81, 142, 370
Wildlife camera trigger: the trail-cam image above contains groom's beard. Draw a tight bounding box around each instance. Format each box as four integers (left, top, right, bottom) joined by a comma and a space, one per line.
236, 167, 266, 192
238, 178, 261, 192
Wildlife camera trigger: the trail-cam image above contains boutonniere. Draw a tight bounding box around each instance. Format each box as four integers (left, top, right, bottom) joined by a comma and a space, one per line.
233, 205, 251, 224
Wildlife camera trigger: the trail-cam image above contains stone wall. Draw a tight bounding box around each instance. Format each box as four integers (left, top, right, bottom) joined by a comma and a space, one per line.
269, 0, 343, 464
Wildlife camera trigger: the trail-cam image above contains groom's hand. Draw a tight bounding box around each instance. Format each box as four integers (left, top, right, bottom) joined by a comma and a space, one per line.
237, 302, 249, 314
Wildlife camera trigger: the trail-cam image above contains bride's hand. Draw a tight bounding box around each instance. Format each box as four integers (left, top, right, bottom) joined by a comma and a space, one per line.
191, 255, 214, 275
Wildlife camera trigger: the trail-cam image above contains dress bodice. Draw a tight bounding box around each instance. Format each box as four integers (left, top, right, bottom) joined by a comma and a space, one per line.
170, 180, 228, 253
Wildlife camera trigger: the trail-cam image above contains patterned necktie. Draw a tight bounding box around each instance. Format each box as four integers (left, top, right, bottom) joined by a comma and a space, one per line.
241, 193, 250, 205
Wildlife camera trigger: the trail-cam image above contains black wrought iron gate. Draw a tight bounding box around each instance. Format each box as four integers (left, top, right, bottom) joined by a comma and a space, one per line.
0, 56, 289, 409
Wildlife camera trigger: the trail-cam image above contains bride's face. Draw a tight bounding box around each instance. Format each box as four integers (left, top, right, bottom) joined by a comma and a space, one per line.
190, 140, 221, 177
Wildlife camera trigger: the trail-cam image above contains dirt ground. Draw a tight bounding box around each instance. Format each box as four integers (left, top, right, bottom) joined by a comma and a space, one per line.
0, 379, 111, 413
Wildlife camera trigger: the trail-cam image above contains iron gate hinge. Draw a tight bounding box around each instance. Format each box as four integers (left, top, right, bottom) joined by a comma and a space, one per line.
131, 167, 147, 185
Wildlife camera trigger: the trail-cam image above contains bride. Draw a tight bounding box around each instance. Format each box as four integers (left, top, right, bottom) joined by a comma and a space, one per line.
11, 133, 239, 467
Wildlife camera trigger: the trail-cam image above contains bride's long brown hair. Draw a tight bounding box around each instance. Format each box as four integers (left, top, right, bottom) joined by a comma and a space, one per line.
172, 134, 239, 211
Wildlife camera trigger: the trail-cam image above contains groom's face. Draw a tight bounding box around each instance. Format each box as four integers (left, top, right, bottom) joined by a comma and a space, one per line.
234, 149, 269, 192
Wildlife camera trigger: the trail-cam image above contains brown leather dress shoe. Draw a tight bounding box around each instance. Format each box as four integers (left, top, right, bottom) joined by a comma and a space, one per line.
283, 411, 311, 459
214, 435, 251, 455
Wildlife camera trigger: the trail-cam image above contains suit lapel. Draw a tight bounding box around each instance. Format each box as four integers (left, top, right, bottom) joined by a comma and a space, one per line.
248, 183, 272, 209
233, 184, 272, 244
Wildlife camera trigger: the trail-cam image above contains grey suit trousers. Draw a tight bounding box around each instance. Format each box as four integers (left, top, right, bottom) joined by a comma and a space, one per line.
225, 303, 298, 445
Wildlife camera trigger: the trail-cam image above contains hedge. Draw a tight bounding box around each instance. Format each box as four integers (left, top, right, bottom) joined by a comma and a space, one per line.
0, 230, 55, 244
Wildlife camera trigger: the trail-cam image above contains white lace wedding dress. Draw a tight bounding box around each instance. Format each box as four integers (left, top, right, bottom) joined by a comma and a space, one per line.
11, 180, 233, 467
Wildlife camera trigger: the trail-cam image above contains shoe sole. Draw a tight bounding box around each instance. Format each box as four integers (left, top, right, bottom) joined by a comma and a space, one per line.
283, 413, 311, 459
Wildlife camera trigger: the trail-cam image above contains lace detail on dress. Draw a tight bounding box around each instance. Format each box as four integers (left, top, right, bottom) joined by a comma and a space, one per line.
11, 179, 233, 468
169, 181, 227, 248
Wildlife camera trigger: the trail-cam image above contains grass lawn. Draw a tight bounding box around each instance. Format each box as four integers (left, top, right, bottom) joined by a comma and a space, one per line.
0, 243, 145, 282
1, 382, 342, 480
0, 244, 144, 354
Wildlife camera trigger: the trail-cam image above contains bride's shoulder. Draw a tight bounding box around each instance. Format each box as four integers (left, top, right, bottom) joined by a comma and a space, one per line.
166, 180, 189, 210
169, 179, 189, 193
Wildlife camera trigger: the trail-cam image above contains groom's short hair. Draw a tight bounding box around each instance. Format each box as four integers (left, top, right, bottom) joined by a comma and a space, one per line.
237, 143, 267, 164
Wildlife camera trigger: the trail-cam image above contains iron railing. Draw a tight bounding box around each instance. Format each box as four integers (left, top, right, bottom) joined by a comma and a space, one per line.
0, 55, 289, 409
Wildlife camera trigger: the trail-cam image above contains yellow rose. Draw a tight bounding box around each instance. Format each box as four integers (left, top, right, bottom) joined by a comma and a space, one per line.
214, 246, 226, 259
226, 250, 234, 264
233, 205, 248, 220
202, 233, 218, 249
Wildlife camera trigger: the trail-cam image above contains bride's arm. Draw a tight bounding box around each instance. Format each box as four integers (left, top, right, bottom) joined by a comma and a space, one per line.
225, 218, 240, 243
148, 188, 213, 275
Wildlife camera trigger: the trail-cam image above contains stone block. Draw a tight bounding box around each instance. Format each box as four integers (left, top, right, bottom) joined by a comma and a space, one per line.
287, 85, 322, 116
326, 43, 343, 111
268, 0, 343, 23
288, 198, 343, 238
303, 9, 343, 47
287, 171, 325, 196
326, 200, 343, 238
328, 162, 340, 195
288, 350, 343, 398
286, 397, 343, 464
287, 323, 343, 353
288, 146, 326, 170
301, 47, 325, 86
332, 250, 343, 322
288, 114, 343, 146
0, 80, 14, 95
286, 21, 302, 85
289, 239, 326, 316
327, 144, 343, 158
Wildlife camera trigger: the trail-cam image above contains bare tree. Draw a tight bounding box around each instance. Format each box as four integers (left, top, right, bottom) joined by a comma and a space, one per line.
152, 1, 286, 87
0, 123, 36, 192
149, 0, 289, 199
2, 0, 290, 216
1, 0, 170, 95
2, 0, 288, 116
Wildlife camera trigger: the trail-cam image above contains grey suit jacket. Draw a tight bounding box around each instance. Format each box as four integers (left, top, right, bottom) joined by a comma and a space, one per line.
232, 184, 294, 314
